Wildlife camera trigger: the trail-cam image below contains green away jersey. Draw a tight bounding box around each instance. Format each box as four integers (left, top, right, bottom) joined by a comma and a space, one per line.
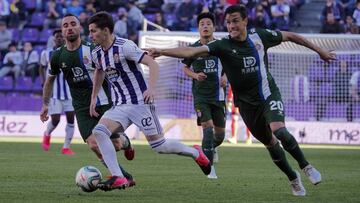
182, 40, 225, 104
49, 41, 111, 110
206, 28, 282, 106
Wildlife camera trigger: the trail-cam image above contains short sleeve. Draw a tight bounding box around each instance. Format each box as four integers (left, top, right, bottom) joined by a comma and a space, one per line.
91, 50, 102, 70
123, 40, 146, 63
40, 50, 47, 66
256, 28, 283, 49
206, 39, 221, 57
49, 51, 61, 75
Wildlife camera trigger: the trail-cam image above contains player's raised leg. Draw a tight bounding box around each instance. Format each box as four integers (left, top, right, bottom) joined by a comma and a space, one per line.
92, 118, 129, 191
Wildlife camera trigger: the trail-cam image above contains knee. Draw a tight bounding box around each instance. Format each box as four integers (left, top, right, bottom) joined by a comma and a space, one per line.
51, 118, 60, 126
92, 124, 110, 137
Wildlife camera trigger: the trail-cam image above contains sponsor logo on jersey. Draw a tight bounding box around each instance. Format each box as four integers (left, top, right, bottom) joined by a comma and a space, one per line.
203, 59, 217, 73
105, 67, 120, 82
242, 57, 259, 74
72, 66, 89, 82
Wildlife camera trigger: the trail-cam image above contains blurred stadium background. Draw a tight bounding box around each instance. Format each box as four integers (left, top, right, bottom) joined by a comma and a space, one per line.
0, 0, 359, 145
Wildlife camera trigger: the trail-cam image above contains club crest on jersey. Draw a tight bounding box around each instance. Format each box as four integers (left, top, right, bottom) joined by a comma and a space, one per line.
113, 53, 120, 63
255, 43, 263, 51
72, 67, 83, 77
61, 62, 67, 68
83, 56, 90, 66
196, 109, 202, 118
105, 67, 120, 82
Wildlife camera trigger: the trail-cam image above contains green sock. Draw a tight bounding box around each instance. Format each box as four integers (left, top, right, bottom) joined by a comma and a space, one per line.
274, 127, 309, 169
202, 127, 214, 165
214, 132, 225, 148
267, 141, 297, 181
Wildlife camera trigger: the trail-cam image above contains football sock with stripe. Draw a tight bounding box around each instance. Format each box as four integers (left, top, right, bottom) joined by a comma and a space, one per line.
149, 137, 198, 158
93, 124, 123, 177
274, 127, 309, 169
202, 127, 214, 164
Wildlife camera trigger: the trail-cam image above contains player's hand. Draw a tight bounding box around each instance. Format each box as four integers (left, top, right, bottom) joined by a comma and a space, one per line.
319, 49, 336, 63
195, 72, 207, 81
143, 88, 155, 104
40, 105, 49, 122
90, 99, 99, 117
220, 74, 227, 87
143, 48, 161, 58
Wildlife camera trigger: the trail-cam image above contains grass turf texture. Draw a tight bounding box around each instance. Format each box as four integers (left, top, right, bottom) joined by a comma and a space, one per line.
0, 139, 359, 203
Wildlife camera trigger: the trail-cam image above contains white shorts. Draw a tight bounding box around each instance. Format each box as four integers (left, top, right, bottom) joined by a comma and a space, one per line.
102, 104, 163, 136
48, 98, 74, 115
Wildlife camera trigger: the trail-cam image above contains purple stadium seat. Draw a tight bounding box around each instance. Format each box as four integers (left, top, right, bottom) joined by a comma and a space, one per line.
23, 0, 36, 10
33, 45, 46, 55
0, 92, 6, 110
28, 12, 46, 28
144, 14, 156, 22
9, 28, 20, 42
39, 28, 53, 43
32, 77, 43, 93
285, 102, 315, 121
14, 76, 33, 91
164, 14, 176, 27
324, 102, 347, 119
22, 28, 40, 43
0, 76, 14, 91
308, 66, 325, 82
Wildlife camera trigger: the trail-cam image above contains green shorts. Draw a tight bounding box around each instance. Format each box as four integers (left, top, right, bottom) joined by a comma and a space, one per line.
75, 104, 119, 142
238, 92, 285, 145
194, 101, 226, 128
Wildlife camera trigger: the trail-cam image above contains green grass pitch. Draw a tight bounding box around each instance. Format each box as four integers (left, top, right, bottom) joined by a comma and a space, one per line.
0, 138, 359, 203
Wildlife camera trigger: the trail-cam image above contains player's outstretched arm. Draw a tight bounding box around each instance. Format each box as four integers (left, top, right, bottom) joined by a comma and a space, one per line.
90, 68, 105, 117
140, 54, 159, 103
281, 31, 336, 63
40, 75, 56, 122
145, 46, 209, 59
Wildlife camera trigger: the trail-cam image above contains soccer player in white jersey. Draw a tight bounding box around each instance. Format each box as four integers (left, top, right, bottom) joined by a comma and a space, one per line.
88, 11, 211, 191
39, 28, 75, 155
40, 14, 136, 186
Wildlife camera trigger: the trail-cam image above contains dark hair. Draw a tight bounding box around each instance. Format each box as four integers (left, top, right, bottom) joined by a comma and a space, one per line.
88, 11, 114, 33
8, 42, 16, 48
63, 13, 80, 21
224, 5, 248, 20
53, 28, 62, 36
197, 12, 215, 25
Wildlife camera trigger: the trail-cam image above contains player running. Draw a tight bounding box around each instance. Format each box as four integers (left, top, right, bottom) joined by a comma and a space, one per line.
40, 14, 135, 186
87, 11, 211, 191
145, 5, 336, 196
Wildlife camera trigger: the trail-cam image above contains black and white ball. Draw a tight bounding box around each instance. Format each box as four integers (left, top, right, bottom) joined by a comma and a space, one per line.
75, 166, 102, 192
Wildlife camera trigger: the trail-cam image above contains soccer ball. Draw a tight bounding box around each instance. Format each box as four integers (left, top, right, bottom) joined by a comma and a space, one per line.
75, 166, 102, 192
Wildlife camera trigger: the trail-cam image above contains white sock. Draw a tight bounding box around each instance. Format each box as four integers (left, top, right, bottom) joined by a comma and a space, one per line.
45, 121, 57, 136
93, 124, 123, 177
149, 137, 199, 158
63, 123, 74, 148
